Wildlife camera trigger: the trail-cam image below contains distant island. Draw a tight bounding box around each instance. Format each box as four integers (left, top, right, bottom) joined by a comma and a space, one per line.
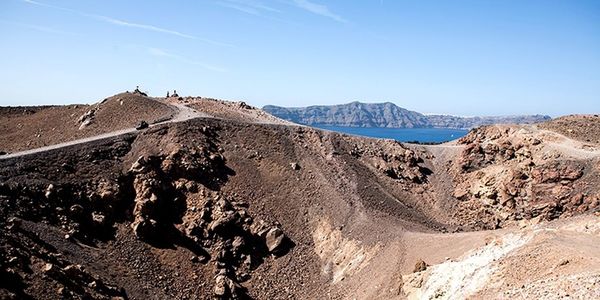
263, 101, 551, 129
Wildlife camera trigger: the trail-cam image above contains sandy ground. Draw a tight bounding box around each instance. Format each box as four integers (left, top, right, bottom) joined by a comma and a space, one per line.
399, 214, 600, 300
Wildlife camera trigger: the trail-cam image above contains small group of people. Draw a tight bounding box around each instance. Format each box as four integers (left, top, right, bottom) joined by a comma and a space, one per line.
166, 90, 179, 98
131, 86, 179, 98
132, 86, 148, 96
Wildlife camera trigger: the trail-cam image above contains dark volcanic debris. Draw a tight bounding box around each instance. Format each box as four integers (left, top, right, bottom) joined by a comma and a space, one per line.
0, 121, 293, 299
0, 99, 599, 299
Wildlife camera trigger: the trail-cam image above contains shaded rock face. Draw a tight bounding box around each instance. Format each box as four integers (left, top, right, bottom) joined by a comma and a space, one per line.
0, 173, 131, 244
452, 125, 599, 228
129, 154, 186, 242
125, 136, 231, 243
349, 139, 430, 184
0, 123, 292, 299
0, 141, 135, 299
125, 128, 293, 299
182, 193, 291, 299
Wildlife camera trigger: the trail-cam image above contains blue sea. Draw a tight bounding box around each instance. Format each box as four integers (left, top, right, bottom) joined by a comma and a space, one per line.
313, 126, 469, 143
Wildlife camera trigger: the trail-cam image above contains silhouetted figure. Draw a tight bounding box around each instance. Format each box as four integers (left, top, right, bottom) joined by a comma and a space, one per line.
172, 90, 179, 97
166, 91, 170, 98
133, 86, 148, 96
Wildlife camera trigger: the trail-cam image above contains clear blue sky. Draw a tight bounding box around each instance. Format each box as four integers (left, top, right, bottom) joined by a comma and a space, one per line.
1, 0, 598, 116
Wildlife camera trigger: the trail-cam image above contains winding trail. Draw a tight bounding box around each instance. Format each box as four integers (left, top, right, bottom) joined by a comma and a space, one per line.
0, 101, 209, 160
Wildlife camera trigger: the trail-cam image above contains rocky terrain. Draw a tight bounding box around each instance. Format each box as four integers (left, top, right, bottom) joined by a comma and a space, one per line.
445, 124, 600, 229
174, 96, 293, 126
0, 91, 174, 153
539, 114, 600, 145
0, 93, 598, 299
263, 101, 550, 129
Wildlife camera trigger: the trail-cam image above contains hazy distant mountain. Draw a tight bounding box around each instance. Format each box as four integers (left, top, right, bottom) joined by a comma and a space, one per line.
263, 102, 551, 129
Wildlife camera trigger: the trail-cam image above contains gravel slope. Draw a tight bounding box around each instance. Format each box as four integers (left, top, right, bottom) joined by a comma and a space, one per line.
0, 92, 174, 153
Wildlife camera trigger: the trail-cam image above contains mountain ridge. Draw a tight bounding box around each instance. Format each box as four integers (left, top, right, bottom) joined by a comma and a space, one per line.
263, 102, 551, 129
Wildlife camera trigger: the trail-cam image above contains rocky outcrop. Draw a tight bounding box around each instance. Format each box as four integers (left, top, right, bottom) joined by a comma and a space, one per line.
42, 263, 125, 298
351, 139, 429, 184
452, 125, 599, 228
0, 123, 294, 299
182, 193, 290, 299
263, 102, 550, 129
413, 259, 429, 273
123, 135, 293, 298
77, 109, 96, 129
457, 127, 529, 172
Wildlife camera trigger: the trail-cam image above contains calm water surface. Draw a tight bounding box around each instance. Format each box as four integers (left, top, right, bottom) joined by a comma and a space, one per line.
313, 126, 468, 143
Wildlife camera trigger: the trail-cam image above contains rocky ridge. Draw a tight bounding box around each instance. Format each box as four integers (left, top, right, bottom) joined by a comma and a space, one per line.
263, 102, 550, 129
0, 92, 174, 153
449, 125, 600, 229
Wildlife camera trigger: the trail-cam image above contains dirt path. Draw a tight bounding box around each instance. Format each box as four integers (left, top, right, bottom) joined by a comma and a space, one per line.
420, 143, 463, 160
0, 101, 210, 160
420, 125, 600, 161
536, 128, 600, 159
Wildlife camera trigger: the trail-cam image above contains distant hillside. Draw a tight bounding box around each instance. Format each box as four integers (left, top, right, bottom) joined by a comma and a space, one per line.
425, 114, 552, 129
263, 102, 551, 129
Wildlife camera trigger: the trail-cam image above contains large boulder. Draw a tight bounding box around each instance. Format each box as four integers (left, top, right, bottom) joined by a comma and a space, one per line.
265, 227, 286, 253
412, 259, 429, 273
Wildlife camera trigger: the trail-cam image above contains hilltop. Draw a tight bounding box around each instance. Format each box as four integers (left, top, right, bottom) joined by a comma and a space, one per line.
539, 114, 600, 145
0, 92, 174, 153
263, 101, 551, 129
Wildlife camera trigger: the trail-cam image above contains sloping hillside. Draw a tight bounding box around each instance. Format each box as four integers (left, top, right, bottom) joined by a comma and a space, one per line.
263, 102, 551, 129
172, 96, 293, 126
0, 92, 174, 153
0, 96, 598, 299
263, 102, 429, 128
539, 114, 600, 145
